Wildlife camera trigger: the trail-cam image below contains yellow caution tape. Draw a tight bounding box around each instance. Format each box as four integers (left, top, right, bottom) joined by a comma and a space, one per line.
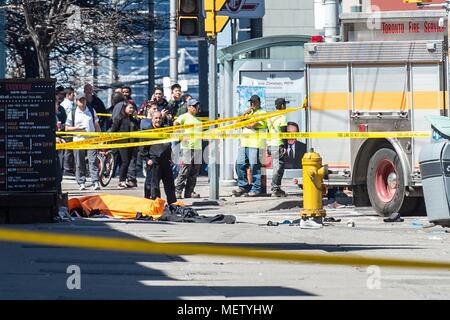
56, 108, 298, 150
0, 228, 449, 270
57, 131, 432, 150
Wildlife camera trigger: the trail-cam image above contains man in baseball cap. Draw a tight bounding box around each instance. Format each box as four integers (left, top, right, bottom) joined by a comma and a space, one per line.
174, 98, 202, 199
275, 98, 290, 107
248, 95, 261, 103
233, 94, 267, 197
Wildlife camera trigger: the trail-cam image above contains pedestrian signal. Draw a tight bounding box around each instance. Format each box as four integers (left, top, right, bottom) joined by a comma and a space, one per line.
177, 0, 201, 36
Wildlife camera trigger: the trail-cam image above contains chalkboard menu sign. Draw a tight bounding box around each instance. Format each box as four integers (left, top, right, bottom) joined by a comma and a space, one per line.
0, 79, 57, 193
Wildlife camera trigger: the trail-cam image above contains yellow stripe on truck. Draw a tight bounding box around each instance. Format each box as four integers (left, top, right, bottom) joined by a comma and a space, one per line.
310, 91, 445, 111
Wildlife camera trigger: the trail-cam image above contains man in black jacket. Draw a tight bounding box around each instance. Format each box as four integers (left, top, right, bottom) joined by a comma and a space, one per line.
140, 111, 177, 204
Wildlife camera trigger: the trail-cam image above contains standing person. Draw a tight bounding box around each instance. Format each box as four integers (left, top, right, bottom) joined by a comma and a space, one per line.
267, 98, 289, 197
121, 86, 140, 186
167, 83, 185, 120
174, 93, 193, 117
232, 95, 267, 197
55, 90, 67, 173
153, 87, 169, 111
174, 99, 202, 199
121, 86, 137, 110
139, 104, 156, 198
60, 87, 75, 117
65, 91, 102, 191
84, 83, 107, 131
61, 87, 75, 175
111, 102, 140, 189
140, 111, 177, 204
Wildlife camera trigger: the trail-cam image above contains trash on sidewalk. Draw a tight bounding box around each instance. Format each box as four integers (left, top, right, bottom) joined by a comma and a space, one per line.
347, 220, 355, 228
383, 212, 404, 223
324, 217, 341, 223
160, 204, 236, 224
266, 219, 292, 227
300, 217, 324, 229
411, 219, 424, 228
55, 206, 74, 222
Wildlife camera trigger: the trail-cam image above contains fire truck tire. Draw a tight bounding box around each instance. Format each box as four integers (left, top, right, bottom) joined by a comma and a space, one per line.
367, 148, 406, 216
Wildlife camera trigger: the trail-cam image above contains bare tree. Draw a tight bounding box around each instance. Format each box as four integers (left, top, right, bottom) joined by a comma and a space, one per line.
3, 0, 164, 79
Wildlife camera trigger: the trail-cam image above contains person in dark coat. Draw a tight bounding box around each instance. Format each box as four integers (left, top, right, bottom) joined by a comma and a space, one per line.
140, 111, 177, 204
111, 102, 139, 189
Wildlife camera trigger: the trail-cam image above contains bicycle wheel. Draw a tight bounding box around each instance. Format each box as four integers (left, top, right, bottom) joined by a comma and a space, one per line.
99, 151, 114, 187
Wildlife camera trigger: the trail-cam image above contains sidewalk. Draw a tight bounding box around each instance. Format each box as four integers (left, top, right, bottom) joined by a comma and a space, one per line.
62, 175, 305, 215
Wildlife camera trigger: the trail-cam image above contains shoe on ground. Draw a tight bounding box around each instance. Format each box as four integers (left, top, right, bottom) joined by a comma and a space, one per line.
300, 217, 324, 229
271, 189, 287, 197
92, 182, 100, 191
383, 212, 404, 223
126, 179, 138, 188
190, 192, 200, 198
79, 184, 86, 191
232, 188, 248, 197
117, 182, 128, 190
245, 191, 260, 197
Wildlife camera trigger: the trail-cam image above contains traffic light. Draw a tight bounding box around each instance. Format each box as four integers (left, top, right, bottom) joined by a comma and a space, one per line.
177, 0, 201, 37
204, 0, 229, 37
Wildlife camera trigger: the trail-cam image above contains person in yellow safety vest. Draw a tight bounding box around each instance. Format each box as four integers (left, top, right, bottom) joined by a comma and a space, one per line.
232, 95, 267, 197
267, 98, 289, 197
174, 99, 202, 199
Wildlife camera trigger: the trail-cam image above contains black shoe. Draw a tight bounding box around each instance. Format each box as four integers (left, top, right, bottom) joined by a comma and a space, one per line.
271, 189, 287, 197
232, 188, 248, 197
126, 179, 138, 188
383, 212, 404, 223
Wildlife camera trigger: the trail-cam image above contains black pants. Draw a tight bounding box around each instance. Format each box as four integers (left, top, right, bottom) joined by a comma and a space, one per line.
144, 167, 153, 199
127, 148, 138, 182
118, 147, 134, 182
150, 153, 177, 204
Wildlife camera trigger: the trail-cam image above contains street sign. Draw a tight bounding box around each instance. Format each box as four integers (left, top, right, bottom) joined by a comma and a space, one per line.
218, 0, 265, 19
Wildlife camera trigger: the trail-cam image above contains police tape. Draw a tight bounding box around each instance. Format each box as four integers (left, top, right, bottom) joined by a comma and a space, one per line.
0, 228, 449, 270
56, 131, 432, 150
56, 108, 301, 150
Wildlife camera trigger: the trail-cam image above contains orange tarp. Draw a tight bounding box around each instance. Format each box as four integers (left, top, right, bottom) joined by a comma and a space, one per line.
68, 194, 167, 220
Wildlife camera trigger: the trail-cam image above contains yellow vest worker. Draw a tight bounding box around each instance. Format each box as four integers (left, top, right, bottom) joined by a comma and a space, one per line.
267, 98, 289, 197
233, 95, 267, 197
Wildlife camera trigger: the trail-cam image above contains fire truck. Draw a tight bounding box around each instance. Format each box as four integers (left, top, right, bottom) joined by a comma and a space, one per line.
304, 10, 447, 216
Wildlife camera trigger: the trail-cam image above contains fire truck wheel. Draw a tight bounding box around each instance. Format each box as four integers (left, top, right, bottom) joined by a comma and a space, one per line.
367, 148, 406, 216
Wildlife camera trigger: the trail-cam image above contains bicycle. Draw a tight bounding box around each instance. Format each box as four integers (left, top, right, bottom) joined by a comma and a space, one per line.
96, 149, 115, 187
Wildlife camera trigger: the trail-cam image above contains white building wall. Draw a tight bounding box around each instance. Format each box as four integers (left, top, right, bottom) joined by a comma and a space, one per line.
263, 0, 316, 36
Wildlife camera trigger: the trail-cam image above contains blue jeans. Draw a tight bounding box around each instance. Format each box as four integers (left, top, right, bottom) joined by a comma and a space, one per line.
235, 147, 262, 193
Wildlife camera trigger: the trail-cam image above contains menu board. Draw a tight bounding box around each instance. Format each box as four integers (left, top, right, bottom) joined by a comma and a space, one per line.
0, 79, 57, 192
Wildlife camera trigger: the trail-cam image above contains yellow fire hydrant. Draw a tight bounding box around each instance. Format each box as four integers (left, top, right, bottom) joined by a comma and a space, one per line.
301, 149, 326, 226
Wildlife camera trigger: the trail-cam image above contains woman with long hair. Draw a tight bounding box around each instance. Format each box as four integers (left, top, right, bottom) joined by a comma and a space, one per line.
111, 102, 139, 189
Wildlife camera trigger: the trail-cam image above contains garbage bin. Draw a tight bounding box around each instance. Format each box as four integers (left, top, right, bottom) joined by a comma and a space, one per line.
420, 141, 450, 226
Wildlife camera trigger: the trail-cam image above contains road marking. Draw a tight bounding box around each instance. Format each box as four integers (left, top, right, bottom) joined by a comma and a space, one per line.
0, 228, 450, 270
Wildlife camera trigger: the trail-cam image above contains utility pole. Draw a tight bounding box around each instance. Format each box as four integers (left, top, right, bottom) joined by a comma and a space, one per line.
205, 0, 229, 200
170, 0, 178, 85
208, 36, 219, 200
148, 0, 155, 96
